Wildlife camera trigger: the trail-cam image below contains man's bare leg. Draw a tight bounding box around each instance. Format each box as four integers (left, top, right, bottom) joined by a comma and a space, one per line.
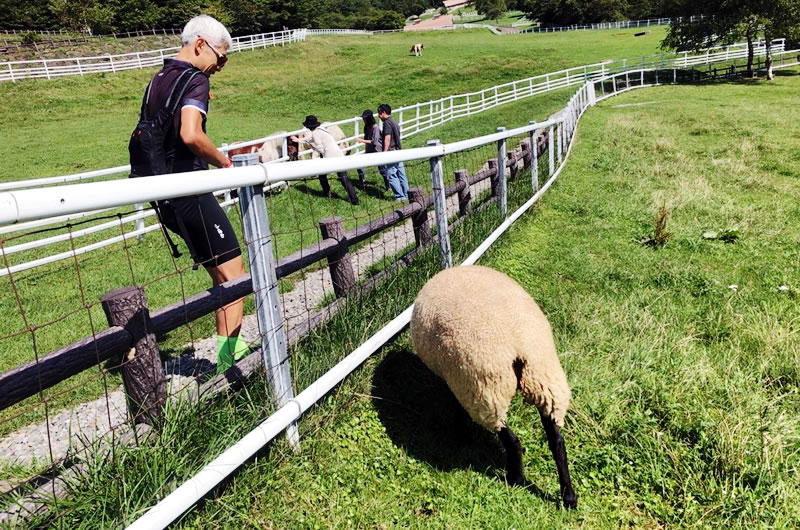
208, 255, 248, 372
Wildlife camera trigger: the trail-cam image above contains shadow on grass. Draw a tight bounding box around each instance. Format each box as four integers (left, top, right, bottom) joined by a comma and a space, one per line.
371, 346, 559, 502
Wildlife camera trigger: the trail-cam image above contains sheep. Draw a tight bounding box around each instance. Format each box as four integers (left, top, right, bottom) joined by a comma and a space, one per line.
410, 265, 577, 509
410, 43, 424, 56
226, 131, 296, 163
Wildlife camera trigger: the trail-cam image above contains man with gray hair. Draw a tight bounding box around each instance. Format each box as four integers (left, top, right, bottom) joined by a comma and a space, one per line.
132, 15, 250, 373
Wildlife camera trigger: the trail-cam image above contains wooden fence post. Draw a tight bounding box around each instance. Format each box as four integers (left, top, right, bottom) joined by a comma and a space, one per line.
454, 169, 471, 216
529, 121, 539, 191
101, 286, 166, 425
487, 158, 499, 197
408, 187, 431, 247
319, 217, 356, 297
496, 127, 508, 217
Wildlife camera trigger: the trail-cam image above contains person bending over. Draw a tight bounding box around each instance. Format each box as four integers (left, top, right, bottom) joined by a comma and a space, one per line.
291, 115, 360, 205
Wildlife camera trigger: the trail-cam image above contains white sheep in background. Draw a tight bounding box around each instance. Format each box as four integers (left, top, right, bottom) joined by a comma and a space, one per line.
410, 265, 577, 509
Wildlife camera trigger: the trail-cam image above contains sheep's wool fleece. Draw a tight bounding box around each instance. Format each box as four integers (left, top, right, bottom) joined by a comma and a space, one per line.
255, 131, 287, 163
411, 265, 570, 431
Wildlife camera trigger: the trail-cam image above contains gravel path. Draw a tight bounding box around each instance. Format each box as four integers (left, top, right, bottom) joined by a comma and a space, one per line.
0, 157, 505, 468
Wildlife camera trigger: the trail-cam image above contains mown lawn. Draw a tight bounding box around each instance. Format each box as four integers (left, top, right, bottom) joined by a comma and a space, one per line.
0, 28, 667, 438
159, 73, 798, 527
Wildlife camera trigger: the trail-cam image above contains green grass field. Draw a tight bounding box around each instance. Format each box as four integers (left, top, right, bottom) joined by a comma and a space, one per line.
0, 28, 669, 438
21, 70, 800, 528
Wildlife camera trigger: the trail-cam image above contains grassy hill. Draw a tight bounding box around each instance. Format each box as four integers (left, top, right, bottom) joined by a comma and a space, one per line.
0, 27, 668, 182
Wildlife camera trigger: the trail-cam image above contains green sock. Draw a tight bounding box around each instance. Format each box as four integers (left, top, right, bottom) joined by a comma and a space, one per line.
232, 336, 251, 361
216, 335, 252, 374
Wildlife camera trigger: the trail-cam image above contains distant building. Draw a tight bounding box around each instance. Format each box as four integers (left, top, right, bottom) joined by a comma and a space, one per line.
443, 0, 470, 9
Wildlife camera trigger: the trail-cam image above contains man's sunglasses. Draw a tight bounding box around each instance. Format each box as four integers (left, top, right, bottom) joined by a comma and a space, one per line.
202, 38, 228, 68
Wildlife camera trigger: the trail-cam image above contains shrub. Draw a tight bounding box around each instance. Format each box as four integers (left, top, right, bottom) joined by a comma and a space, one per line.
21, 32, 42, 46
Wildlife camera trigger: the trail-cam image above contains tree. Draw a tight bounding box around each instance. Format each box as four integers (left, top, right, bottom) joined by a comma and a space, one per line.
475, 0, 507, 22
0, 0, 58, 29
663, 0, 800, 80
48, 0, 115, 33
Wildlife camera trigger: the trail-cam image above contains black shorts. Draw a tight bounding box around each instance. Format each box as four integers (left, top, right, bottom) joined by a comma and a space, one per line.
158, 193, 242, 268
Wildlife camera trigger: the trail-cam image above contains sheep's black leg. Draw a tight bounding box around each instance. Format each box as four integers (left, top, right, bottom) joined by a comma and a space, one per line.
539, 410, 577, 509
497, 426, 525, 486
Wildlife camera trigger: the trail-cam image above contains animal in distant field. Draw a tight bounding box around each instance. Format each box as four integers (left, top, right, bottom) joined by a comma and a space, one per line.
226, 131, 299, 163
410, 265, 578, 509
410, 43, 424, 56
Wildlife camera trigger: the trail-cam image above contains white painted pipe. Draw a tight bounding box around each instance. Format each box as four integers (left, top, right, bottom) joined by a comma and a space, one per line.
2, 207, 156, 256
126, 305, 416, 530
0, 165, 131, 191
1, 223, 163, 277
0, 165, 268, 226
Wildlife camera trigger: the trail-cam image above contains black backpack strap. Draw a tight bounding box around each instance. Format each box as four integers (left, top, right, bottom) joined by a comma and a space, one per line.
165, 68, 203, 117
138, 80, 153, 121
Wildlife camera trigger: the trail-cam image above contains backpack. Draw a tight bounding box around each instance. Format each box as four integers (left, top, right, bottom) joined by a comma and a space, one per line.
128, 67, 203, 178
128, 67, 203, 261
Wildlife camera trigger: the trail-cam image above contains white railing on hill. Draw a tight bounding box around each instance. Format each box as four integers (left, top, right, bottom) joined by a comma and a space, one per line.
0, 40, 791, 278
0, 29, 306, 82
0, 28, 182, 39
1, 37, 783, 192
524, 15, 704, 33
305, 29, 372, 35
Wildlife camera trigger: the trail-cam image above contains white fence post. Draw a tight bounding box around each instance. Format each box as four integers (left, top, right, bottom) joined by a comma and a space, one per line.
43, 59, 50, 80
556, 122, 563, 165
529, 121, 539, 192
135, 203, 146, 242
7, 63, 14, 82
496, 127, 507, 218
233, 153, 300, 452
428, 139, 452, 269
548, 125, 555, 176
221, 143, 232, 212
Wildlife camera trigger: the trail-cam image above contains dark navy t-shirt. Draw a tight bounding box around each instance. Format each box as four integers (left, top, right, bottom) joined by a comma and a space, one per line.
145, 59, 210, 173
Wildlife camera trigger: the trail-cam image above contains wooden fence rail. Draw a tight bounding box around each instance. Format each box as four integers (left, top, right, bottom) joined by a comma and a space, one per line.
0, 134, 541, 415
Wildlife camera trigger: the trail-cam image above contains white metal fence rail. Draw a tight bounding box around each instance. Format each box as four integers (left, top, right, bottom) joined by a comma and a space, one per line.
0, 29, 306, 82
0, 40, 791, 278
524, 15, 704, 33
